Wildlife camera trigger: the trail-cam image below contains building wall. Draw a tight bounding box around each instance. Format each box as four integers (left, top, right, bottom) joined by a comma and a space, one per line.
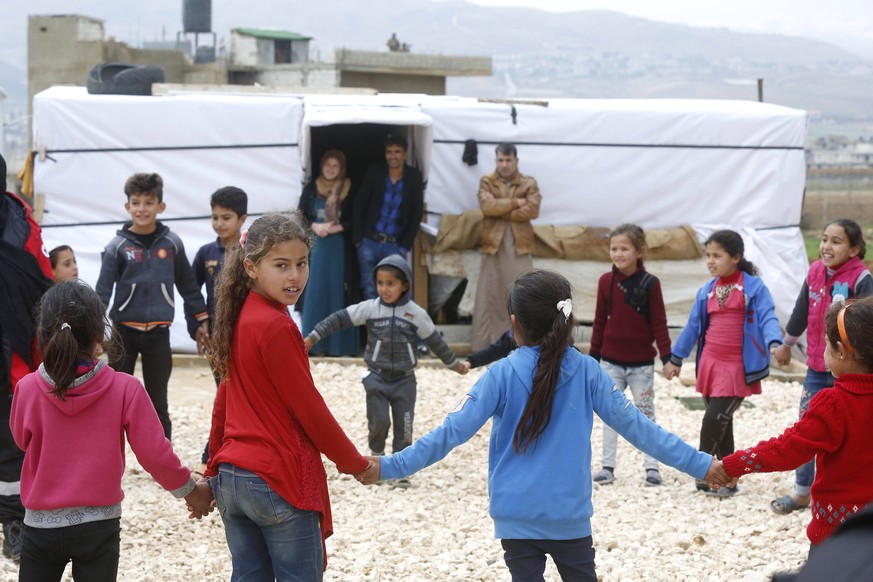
340, 71, 446, 95
231, 34, 260, 66
255, 65, 338, 88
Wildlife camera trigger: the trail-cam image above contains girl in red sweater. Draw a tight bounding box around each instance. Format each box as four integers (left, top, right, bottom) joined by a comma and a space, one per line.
723, 296, 873, 547
589, 224, 672, 486
206, 212, 371, 580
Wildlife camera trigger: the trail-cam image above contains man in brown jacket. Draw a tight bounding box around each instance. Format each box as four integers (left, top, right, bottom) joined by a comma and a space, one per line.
472, 143, 542, 350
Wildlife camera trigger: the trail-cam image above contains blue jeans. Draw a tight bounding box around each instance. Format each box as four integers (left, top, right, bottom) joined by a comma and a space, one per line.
357, 238, 402, 299
211, 464, 323, 582
599, 362, 658, 471
795, 369, 835, 495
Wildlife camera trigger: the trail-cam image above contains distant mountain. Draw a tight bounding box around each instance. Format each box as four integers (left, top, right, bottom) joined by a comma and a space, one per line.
2, 0, 871, 119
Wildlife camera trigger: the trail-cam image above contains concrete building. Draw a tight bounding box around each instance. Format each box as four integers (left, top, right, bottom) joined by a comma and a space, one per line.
226, 27, 491, 95
28, 15, 226, 120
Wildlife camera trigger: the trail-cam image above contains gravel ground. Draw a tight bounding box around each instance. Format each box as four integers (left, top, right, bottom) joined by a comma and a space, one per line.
0, 360, 810, 581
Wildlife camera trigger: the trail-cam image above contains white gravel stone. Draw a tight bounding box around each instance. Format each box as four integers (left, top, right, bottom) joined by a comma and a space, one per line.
0, 362, 811, 581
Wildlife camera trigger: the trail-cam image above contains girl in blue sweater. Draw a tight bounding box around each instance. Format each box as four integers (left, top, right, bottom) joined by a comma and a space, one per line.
358, 270, 729, 580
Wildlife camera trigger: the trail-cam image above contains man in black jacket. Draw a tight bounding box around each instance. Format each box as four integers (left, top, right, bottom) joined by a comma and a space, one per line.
352, 134, 424, 300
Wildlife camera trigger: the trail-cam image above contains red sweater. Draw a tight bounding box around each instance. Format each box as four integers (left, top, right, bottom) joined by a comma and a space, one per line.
723, 374, 873, 544
589, 266, 672, 366
206, 291, 367, 554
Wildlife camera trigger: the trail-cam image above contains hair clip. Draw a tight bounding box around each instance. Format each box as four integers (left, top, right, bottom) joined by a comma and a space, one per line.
837, 305, 854, 355
239, 229, 249, 249
556, 299, 572, 323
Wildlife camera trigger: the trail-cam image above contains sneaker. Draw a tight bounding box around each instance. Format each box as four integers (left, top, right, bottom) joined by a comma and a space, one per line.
389, 477, 411, 489
593, 468, 614, 485
645, 469, 662, 486
705, 485, 740, 498
2, 520, 22, 563
695, 479, 711, 492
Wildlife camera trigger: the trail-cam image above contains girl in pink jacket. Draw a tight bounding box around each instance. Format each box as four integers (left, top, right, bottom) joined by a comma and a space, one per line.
10, 281, 213, 581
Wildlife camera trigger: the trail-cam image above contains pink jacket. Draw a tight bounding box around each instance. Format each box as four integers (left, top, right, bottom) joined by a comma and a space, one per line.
10, 362, 192, 510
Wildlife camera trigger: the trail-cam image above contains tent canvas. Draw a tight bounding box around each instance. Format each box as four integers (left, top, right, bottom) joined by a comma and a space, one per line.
32, 87, 808, 352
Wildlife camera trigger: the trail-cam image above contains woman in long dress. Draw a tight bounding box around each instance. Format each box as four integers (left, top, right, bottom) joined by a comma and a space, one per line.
298, 149, 360, 356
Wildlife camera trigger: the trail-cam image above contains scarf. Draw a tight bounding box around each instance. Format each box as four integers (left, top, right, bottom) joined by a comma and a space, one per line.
314, 176, 351, 224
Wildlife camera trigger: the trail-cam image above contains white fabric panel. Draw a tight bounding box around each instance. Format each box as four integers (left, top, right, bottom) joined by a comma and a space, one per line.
33, 87, 304, 352
423, 97, 807, 228
31, 88, 808, 351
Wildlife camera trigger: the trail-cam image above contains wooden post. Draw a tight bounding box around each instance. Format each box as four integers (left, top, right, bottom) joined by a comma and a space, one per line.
412, 203, 429, 311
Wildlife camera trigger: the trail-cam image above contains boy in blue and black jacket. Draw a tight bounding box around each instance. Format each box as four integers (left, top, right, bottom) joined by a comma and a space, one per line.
96, 172, 208, 439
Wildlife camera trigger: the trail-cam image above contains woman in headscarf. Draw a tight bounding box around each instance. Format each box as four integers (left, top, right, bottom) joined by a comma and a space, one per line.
298, 149, 360, 356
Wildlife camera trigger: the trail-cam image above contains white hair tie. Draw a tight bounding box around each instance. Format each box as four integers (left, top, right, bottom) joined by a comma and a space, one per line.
556, 299, 572, 323
61, 322, 71, 331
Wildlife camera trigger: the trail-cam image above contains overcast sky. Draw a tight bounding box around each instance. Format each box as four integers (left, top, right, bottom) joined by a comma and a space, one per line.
432, 0, 873, 58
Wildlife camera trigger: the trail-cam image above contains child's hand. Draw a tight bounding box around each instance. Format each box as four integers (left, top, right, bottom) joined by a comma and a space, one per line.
704, 458, 734, 490
662, 362, 681, 380
461, 360, 472, 373
355, 457, 381, 485
303, 336, 315, 351
194, 322, 210, 356
771, 344, 791, 367
184, 480, 214, 519
453, 361, 469, 375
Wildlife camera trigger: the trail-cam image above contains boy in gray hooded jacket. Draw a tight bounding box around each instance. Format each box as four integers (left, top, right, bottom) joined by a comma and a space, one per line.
305, 255, 465, 485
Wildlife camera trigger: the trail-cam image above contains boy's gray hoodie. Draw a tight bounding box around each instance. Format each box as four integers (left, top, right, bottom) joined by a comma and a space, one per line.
308, 255, 458, 379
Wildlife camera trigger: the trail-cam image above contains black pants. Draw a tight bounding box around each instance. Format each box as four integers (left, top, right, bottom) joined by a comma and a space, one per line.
109, 326, 172, 439
362, 371, 416, 454
20, 519, 120, 581
699, 396, 744, 459
0, 379, 24, 524
501, 537, 596, 582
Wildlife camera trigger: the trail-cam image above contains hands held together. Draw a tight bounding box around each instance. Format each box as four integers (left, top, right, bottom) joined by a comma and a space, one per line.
184, 478, 216, 520
704, 458, 739, 491
354, 456, 382, 485
662, 362, 681, 381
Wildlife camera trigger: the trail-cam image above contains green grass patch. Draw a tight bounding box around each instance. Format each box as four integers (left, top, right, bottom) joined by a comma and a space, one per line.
675, 396, 755, 411
803, 231, 819, 263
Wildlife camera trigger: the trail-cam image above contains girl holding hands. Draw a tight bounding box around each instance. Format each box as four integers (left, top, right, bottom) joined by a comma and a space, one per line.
663, 230, 782, 496
359, 270, 730, 581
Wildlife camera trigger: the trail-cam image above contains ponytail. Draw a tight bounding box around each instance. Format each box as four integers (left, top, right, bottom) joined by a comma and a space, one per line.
36, 281, 111, 400
509, 271, 575, 454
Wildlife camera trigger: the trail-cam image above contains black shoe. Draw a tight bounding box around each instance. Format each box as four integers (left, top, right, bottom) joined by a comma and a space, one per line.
2, 520, 22, 563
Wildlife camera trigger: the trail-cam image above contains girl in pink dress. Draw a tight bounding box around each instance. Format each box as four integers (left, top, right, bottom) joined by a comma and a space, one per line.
664, 230, 783, 496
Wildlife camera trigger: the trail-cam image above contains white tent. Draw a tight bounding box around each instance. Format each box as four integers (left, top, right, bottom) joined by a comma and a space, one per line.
32, 87, 808, 352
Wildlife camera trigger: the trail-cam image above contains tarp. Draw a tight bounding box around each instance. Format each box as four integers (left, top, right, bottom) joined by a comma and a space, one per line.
32, 87, 808, 351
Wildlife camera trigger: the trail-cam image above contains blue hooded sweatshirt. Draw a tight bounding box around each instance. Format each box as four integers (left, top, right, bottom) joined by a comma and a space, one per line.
381, 346, 711, 540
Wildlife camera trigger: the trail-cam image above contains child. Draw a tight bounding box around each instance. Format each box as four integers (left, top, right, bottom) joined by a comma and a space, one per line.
48, 245, 78, 282
304, 254, 467, 487
204, 212, 371, 579
9, 280, 213, 581
185, 186, 248, 355
357, 270, 730, 580
184, 186, 248, 472
663, 229, 782, 496
722, 297, 873, 547
461, 329, 516, 372
769, 219, 872, 515
95, 172, 209, 439
589, 223, 672, 487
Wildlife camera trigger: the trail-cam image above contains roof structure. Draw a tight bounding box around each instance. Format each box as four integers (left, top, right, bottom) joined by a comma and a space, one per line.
232, 28, 312, 41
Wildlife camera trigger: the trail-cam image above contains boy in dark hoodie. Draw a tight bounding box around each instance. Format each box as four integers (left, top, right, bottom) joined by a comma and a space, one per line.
304, 254, 466, 487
